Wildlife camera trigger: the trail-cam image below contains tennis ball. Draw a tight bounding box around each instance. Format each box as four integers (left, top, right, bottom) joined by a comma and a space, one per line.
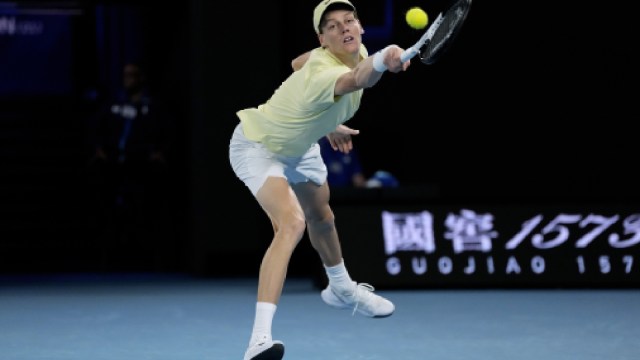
405, 7, 428, 30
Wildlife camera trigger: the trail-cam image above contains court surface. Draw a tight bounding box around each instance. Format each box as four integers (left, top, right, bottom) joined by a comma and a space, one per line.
1, 274, 639, 360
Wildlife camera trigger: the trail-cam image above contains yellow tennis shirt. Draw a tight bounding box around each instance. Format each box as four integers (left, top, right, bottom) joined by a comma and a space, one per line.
237, 45, 368, 157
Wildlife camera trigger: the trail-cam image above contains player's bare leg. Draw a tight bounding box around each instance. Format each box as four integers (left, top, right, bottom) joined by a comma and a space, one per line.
244, 177, 306, 360
293, 181, 394, 318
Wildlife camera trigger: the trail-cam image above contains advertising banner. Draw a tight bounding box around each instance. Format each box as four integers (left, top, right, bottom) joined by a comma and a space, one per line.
335, 202, 640, 288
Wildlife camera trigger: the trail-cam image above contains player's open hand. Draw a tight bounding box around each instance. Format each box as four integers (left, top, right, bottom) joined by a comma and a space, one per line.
326, 124, 360, 154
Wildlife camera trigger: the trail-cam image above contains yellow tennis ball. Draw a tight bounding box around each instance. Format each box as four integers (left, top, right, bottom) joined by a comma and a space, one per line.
405, 7, 428, 30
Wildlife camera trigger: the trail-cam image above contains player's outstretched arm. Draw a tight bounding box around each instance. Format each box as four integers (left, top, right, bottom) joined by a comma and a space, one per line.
335, 45, 409, 96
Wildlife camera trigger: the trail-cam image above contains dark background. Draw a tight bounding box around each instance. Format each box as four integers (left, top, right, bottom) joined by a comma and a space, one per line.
0, 0, 638, 281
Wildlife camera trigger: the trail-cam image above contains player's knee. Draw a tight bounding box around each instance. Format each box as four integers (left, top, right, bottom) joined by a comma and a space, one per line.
277, 216, 307, 241
308, 212, 336, 234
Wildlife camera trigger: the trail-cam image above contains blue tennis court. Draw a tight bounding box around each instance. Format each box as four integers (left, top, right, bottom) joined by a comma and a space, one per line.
1, 274, 638, 360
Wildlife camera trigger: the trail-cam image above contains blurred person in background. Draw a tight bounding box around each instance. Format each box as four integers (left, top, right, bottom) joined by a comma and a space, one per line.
319, 135, 399, 189
318, 135, 367, 188
87, 60, 175, 270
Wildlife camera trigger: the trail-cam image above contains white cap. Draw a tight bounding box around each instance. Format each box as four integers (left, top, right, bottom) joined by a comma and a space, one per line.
313, 0, 356, 34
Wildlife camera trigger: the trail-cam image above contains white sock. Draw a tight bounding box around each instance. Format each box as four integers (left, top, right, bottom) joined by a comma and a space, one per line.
324, 259, 355, 293
249, 302, 277, 346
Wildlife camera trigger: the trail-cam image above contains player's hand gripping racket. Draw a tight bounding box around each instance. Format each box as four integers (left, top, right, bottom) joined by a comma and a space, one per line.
401, 0, 472, 64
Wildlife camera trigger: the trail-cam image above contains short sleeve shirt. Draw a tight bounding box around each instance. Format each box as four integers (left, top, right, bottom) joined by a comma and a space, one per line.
237, 44, 368, 157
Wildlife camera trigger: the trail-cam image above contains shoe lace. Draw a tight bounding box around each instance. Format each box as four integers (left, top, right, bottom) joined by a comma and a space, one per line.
351, 283, 375, 316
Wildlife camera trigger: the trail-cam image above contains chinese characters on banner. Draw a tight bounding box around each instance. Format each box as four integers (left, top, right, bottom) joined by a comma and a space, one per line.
337, 205, 640, 287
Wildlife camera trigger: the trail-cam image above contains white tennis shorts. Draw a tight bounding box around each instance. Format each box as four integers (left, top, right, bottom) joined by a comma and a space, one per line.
229, 123, 328, 196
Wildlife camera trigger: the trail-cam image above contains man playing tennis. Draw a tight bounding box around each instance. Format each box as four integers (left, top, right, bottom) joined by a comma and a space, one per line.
229, 0, 410, 359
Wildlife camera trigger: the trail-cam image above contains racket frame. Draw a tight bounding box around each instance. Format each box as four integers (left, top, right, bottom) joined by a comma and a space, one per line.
400, 0, 472, 65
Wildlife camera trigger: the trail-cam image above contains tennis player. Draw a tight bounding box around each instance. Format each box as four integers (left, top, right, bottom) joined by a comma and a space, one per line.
229, 0, 410, 358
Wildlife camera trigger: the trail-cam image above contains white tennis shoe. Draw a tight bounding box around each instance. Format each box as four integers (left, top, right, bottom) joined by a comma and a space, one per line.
243, 337, 284, 360
321, 282, 395, 318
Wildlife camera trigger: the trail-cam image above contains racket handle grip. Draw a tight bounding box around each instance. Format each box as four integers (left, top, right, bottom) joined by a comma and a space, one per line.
400, 48, 419, 63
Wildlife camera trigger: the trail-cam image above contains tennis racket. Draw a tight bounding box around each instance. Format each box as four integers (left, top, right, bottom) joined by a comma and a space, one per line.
400, 0, 472, 64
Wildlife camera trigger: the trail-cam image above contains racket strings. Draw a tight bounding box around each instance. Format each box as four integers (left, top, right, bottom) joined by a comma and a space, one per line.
420, 0, 471, 64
